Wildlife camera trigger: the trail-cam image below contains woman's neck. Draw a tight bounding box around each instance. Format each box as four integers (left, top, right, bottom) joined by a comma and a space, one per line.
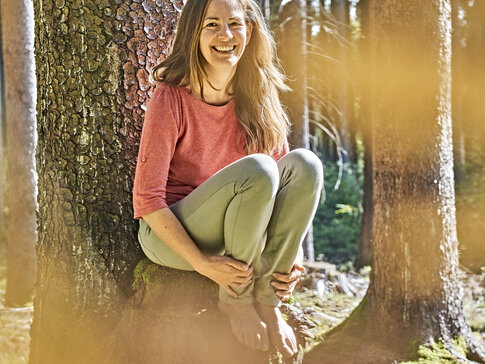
193, 66, 236, 106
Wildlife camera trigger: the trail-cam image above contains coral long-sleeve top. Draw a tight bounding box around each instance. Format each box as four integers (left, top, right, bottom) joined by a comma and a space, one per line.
133, 83, 288, 219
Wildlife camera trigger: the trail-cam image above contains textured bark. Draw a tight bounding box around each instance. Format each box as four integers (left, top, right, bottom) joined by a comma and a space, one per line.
278, 0, 315, 262
1, 0, 38, 307
30, 0, 181, 363
305, 1, 485, 362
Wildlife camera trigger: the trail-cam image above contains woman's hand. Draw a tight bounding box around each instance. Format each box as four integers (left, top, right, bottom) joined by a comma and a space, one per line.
271, 263, 305, 301
194, 255, 254, 297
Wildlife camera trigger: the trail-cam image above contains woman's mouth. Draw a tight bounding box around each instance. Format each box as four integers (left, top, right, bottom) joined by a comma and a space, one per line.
212, 45, 236, 53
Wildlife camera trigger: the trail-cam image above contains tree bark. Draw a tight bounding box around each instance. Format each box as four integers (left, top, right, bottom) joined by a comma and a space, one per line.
278, 0, 315, 262
1, 0, 38, 307
30, 1, 181, 362
305, 0, 485, 362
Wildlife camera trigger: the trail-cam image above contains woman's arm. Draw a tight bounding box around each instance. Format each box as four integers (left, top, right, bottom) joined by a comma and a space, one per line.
143, 208, 253, 297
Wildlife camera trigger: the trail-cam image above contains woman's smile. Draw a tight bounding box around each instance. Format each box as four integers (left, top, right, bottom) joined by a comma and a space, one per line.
212, 45, 237, 53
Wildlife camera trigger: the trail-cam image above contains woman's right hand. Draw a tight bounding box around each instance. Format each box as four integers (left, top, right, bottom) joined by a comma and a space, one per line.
194, 256, 254, 297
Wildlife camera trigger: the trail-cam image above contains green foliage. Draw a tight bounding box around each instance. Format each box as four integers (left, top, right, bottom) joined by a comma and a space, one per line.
313, 162, 363, 264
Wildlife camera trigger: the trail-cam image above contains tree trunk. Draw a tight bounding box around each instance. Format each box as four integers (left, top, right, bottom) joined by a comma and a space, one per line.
1, 0, 37, 307
451, 0, 466, 183
305, 0, 485, 362
0, 4, 5, 236
30, 1, 181, 363
278, 0, 315, 262
330, 0, 351, 165
353, 0, 372, 270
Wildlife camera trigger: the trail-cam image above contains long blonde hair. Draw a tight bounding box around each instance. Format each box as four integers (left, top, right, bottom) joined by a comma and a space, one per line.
151, 0, 290, 154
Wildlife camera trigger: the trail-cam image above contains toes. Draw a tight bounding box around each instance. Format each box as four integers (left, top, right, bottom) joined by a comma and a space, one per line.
286, 337, 298, 356
280, 342, 294, 358
258, 323, 269, 351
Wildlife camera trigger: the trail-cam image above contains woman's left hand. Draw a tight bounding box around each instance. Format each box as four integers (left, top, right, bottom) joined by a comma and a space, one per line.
271, 263, 305, 301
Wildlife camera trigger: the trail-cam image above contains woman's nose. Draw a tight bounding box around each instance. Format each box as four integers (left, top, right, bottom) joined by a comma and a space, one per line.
217, 24, 233, 40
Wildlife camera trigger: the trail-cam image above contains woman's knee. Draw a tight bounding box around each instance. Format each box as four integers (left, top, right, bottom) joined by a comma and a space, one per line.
239, 153, 279, 195
284, 149, 324, 187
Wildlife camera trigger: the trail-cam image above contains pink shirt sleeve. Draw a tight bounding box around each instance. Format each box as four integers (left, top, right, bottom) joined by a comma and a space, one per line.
133, 85, 180, 219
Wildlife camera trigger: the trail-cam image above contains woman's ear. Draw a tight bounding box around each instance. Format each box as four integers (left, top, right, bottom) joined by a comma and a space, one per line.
246, 22, 253, 45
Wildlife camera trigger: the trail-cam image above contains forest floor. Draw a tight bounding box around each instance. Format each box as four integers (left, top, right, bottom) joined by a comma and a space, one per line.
0, 263, 483, 364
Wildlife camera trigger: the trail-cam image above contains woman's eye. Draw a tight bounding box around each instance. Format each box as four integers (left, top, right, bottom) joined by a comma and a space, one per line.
206, 22, 217, 28
231, 22, 242, 27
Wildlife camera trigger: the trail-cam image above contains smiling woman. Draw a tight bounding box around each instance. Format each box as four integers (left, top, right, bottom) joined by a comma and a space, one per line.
133, 0, 324, 357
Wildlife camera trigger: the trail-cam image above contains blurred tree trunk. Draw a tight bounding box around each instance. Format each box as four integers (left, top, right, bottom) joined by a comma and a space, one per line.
306, 0, 485, 362
29, 1, 181, 362
451, 0, 466, 183
0, 3, 5, 235
330, 0, 351, 164
278, 0, 315, 262
454, 0, 485, 271
1, 0, 37, 307
354, 0, 372, 269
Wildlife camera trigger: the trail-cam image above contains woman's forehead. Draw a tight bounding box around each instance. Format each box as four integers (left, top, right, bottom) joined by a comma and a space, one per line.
205, 0, 245, 18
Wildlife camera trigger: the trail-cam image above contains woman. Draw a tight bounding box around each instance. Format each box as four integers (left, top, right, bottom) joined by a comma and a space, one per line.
133, 0, 323, 357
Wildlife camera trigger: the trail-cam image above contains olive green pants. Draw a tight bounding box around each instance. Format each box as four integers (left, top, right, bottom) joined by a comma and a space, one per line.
138, 149, 323, 306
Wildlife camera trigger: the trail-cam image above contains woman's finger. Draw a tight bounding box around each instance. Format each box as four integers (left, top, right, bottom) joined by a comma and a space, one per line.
233, 276, 252, 286
272, 270, 301, 283
271, 281, 291, 290
221, 256, 249, 272
235, 265, 253, 278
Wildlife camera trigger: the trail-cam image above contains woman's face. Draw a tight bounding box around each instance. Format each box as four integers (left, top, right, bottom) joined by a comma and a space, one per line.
199, 0, 253, 75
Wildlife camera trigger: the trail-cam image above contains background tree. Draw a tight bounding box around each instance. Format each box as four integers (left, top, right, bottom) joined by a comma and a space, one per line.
0, 3, 5, 235
1, 0, 37, 307
354, 0, 372, 269
453, 0, 485, 271
278, 0, 316, 262
305, 0, 485, 362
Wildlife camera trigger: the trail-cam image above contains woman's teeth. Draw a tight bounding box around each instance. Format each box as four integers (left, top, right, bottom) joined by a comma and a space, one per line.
214, 46, 235, 52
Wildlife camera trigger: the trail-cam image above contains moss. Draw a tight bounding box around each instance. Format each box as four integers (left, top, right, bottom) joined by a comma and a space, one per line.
400, 336, 469, 364
132, 258, 159, 290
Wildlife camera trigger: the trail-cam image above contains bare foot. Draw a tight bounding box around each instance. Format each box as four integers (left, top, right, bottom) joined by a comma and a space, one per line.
218, 300, 269, 352
255, 303, 298, 358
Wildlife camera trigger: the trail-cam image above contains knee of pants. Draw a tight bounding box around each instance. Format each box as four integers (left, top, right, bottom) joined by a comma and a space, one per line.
238, 153, 280, 198
285, 149, 324, 188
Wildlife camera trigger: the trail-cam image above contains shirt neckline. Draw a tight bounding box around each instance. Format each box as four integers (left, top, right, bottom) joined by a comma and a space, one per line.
180, 86, 235, 110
